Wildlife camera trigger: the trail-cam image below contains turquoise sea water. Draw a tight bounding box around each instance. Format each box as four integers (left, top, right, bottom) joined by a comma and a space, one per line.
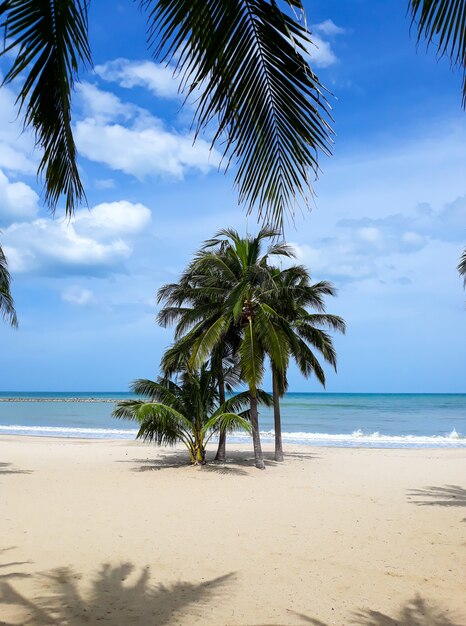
0, 392, 465, 448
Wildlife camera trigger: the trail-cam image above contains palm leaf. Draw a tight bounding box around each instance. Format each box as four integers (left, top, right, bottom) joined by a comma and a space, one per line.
189, 314, 229, 369
0, 243, 17, 327
410, 0, 466, 106
112, 399, 146, 421
142, 0, 333, 230
300, 313, 346, 334
459, 247, 466, 286
0, 0, 92, 214
292, 335, 327, 385
202, 411, 252, 437
132, 402, 194, 446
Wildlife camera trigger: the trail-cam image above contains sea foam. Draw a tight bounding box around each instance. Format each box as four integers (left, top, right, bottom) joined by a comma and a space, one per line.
0, 424, 464, 448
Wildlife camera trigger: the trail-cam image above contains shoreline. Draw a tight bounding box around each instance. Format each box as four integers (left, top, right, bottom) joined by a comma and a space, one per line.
2, 432, 466, 452
1, 428, 466, 449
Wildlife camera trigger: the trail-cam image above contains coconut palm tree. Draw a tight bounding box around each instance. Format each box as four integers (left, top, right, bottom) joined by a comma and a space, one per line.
161, 339, 242, 462
157, 268, 242, 462
0, 1, 332, 230
267, 265, 346, 461
113, 364, 271, 465
180, 227, 294, 469
0, 244, 17, 327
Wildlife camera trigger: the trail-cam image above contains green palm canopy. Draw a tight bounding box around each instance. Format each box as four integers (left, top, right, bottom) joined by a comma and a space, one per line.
157, 226, 345, 468
113, 364, 272, 465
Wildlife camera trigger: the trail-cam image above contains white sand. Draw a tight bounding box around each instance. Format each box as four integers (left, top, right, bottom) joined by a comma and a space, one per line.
1, 435, 465, 625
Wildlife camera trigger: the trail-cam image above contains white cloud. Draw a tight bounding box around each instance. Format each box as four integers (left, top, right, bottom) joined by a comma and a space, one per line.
75, 84, 219, 179
62, 287, 95, 306
307, 34, 338, 68
73, 200, 151, 237
0, 169, 39, 225
299, 20, 346, 69
94, 178, 116, 190
3, 200, 151, 276
314, 19, 345, 37
76, 82, 137, 123
290, 195, 466, 283
96, 59, 181, 99
300, 20, 346, 69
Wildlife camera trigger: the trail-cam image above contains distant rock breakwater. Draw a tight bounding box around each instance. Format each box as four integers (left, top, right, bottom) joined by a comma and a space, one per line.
0, 398, 120, 403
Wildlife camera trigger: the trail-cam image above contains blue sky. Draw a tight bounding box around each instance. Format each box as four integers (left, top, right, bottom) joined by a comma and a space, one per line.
0, 0, 465, 392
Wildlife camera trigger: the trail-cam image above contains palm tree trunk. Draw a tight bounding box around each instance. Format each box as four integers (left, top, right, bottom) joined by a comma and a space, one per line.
250, 390, 265, 470
215, 378, 226, 462
272, 366, 284, 462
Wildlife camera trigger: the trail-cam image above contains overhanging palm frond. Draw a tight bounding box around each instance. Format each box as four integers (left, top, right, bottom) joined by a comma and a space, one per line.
142, 0, 333, 230
0, 0, 92, 215
459, 247, 466, 285
409, 0, 466, 106
0, 243, 17, 327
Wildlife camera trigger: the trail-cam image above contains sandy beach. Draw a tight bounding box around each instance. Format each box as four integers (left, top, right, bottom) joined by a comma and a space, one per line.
1, 436, 465, 625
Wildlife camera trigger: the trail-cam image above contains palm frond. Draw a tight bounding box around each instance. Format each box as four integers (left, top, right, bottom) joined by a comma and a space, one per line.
189, 314, 229, 369
458, 247, 466, 286
0, 243, 18, 327
256, 388, 274, 407
142, 0, 333, 230
300, 313, 346, 334
132, 402, 194, 446
0, 0, 92, 214
292, 335, 327, 385
410, 0, 466, 106
203, 411, 252, 437
295, 323, 337, 369
112, 399, 146, 420
131, 378, 181, 406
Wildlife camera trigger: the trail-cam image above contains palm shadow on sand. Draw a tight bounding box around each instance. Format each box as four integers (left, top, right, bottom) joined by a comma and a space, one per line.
407, 485, 466, 507
118, 448, 320, 475
0, 462, 32, 475
0, 561, 234, 625
291, 594, 464, 625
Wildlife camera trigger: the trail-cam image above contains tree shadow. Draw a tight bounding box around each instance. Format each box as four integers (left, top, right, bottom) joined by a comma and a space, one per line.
117, 446, 319, 475
0, 547, 33, 586
281, 451, 321, 461
119, 453, 249, 476
407, 485, 466, 507
352, 594, 463, 625
291, 595, 464, 625
0, 562, 235, 625
0, 462, 32, 475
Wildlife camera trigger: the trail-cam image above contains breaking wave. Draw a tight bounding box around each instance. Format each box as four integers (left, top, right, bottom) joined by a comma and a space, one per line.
0, 425, 464, 448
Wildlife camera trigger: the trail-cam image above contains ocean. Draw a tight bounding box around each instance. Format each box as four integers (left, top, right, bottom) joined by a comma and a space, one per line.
0, 392, 465, 448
